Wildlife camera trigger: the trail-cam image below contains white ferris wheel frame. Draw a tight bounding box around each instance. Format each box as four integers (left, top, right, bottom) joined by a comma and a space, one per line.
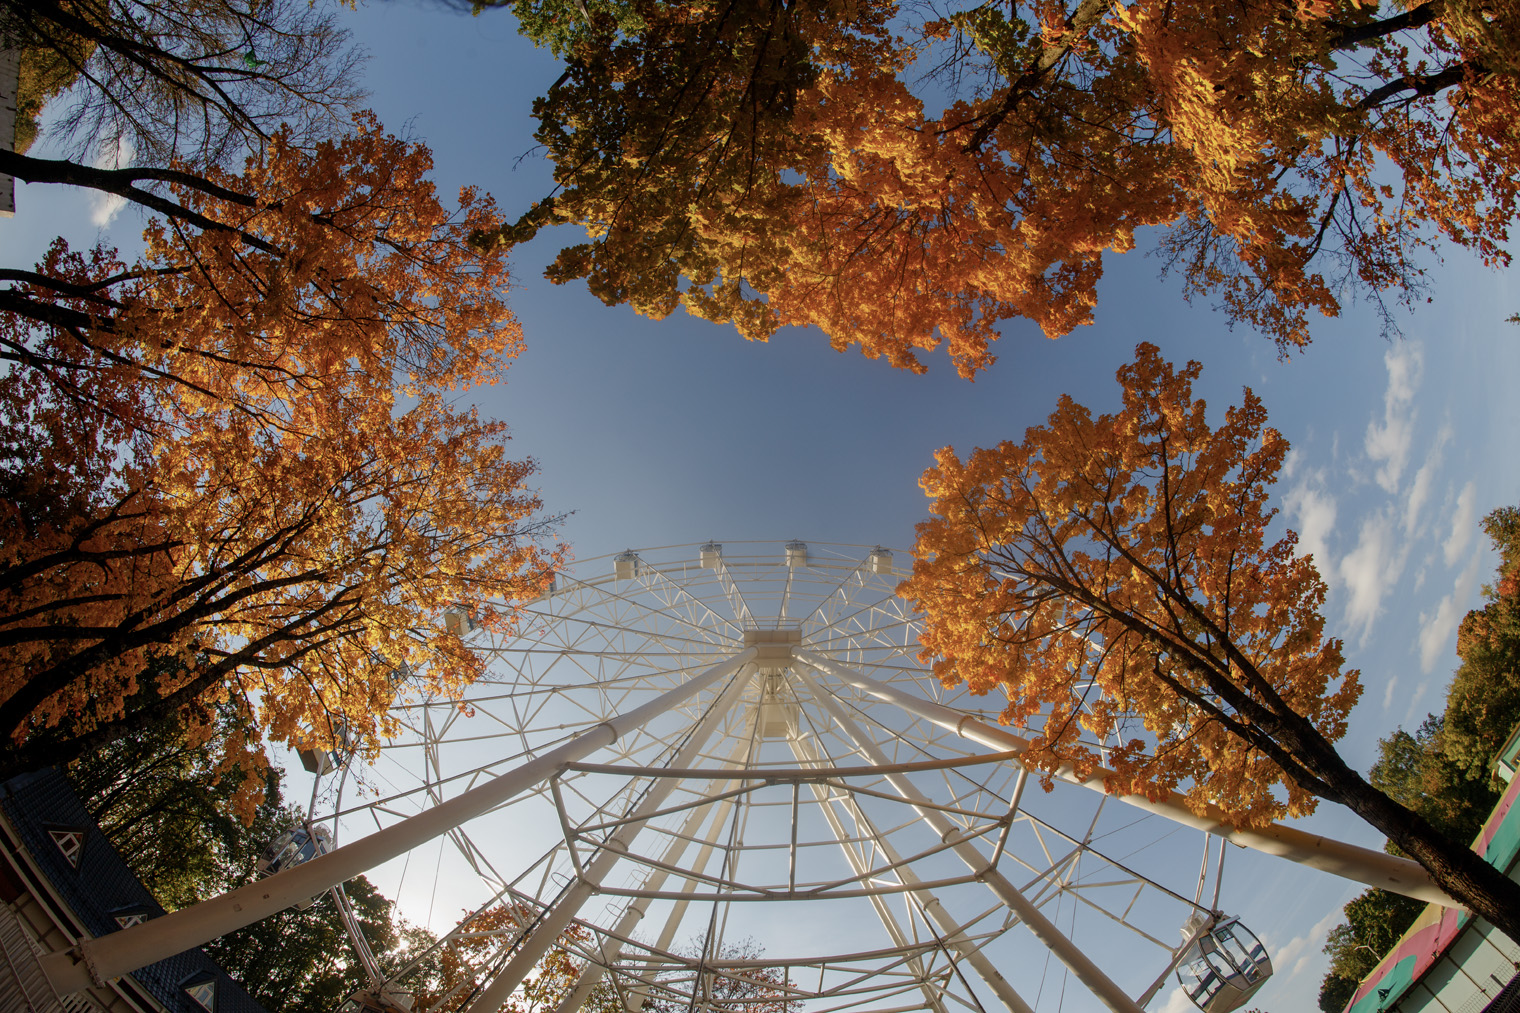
40, 541, 1453, 1013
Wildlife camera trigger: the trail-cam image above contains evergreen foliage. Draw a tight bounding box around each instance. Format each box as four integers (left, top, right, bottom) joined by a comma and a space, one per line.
1317, 505, 1520, 1011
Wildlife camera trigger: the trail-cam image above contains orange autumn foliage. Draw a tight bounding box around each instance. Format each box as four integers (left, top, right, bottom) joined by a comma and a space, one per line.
508, 0, 1520, 377
902, 343, 1361, 825
0, 114, 561, 806
411, 904, 603, 1013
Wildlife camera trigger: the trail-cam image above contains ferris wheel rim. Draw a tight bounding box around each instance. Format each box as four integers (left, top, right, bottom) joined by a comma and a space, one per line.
303, 538, 1251, 1013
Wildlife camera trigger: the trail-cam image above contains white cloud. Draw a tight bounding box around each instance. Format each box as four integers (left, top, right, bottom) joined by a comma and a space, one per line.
1339, 509, 1409, 644
1157, 987, 1194, 1013
1444, 481, 1479, 567
1272, 907, 1345, 982
1406, 679, 1433, 725
1418, 548, 1484, 673
1365, 343, 1424, 493
1383, 675, 1400, 711
89, 135, 135, 227
1283, 474, 1338, 575
1403, 424, 1451, 536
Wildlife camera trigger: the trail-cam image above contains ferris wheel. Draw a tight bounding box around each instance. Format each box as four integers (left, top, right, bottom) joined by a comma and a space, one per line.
41, 540, 1447, 1013
315, 540, 1275, 1013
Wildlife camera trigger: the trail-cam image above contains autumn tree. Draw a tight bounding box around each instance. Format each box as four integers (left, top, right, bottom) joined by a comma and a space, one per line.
643, 937, 801, 1013
482, 0, 1519, 377
0, 0, 362, 164
403, 903, 619, 1013
0, 113, 562, 796
901, 342, 1520, 939
471, 0, 900, 348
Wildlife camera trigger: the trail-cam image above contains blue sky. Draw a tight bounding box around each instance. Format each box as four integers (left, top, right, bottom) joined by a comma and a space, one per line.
6, 2, 1519, 1008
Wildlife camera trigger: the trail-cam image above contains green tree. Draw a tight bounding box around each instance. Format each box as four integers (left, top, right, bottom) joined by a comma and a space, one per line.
1318, 889, 1427, 1012
66, 693, 412, 1013
66, 689, 283, 910
207, 876, 400, 1013
1370, 715, 1501, 848
1316, 507, 1520, 1010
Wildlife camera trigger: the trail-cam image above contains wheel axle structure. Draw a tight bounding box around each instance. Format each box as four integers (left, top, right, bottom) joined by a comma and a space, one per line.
40, 541, 1451, 1013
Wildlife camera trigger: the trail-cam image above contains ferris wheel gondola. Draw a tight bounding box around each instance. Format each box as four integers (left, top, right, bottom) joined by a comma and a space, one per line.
1175, 914, 1274, 1013
298, 541, 1285, 1013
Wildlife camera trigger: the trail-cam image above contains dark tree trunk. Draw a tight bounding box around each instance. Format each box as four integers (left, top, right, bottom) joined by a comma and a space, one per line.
1276, 704, 1520, 943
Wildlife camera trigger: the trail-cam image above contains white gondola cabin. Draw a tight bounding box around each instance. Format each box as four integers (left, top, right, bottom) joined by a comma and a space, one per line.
298, 719, 353, 776
338, 987, 413, 1013
785, 541, 808, 567
257, 825, 333, 909
614, 550, 640, 580
1175, 915, 1273, 1013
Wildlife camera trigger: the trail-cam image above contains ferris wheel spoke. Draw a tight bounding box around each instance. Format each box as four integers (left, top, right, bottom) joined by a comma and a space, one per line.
216, 543, 1342, 1013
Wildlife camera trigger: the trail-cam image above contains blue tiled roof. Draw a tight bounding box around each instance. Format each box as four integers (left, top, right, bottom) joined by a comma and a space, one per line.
0, 769, 272, 1013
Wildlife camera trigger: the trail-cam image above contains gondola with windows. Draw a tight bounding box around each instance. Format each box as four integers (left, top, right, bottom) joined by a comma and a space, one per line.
1175, 914, 1273, 1013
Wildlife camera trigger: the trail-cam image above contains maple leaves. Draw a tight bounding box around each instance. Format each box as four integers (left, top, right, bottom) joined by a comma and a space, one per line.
903, 343, 1520, 940
903, 342, 1361, 824
0, 114, 561, 802
500, 0, 1517, 375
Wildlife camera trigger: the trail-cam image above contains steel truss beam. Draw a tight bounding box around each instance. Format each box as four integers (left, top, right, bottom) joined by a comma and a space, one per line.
795, 649, 1456, 908
792, 660, 1146, 1013
461, 661, 760, 1013
40, 650, 760, 997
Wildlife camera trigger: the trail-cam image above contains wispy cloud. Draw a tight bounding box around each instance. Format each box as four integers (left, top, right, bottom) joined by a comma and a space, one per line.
1339, 508, 1409, 644
1283, 470, 1338, 576
1403, 424, 1451, 537
1444, 481, 1479, 567
1158, 987, 1194, 1013
89, 136, 135, 227
1365, 343, 1423, 493
1418, 548, 1484, 673
1273, 907, 1345, 982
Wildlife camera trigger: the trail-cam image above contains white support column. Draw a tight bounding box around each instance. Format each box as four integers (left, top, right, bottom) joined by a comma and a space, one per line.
462, 663, 759, 1013
549, 739, 752, 1013
786, 733, 1004, 1013
626, 791, 741, 1013
792, 662, 1146, 1013
41, 649, 759, 997
796, 649, 1457, 908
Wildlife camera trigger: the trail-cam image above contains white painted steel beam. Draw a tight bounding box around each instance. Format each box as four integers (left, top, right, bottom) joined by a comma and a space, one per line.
40, 649, 759, 997
549, 739, 752, 1013
787, 733, 977, 1013
796, 649, 1458, 909
625, 776, 751, 1013
793, 662, 1146, 1013
461, 663, 759, 1013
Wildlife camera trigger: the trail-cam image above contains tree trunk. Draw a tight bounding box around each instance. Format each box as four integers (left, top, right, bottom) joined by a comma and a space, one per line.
1284, 711, 1520, 943
1335, 769, 1520, 943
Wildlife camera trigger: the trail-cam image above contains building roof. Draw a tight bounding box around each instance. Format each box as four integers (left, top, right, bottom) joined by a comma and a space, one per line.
1341, 773, 1520, 1013
0, 769, 271, 1013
